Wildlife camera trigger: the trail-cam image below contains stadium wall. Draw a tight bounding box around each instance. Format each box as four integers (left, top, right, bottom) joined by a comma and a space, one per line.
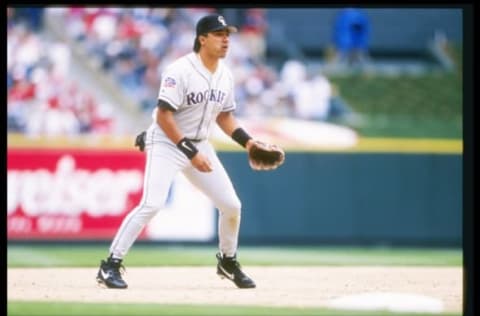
7, 146, 461, 246
220, 152, 462, 246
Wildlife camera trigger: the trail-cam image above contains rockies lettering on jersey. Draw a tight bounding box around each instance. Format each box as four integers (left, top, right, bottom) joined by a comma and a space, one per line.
186, 89, 226, 105
152, 52, 236, 142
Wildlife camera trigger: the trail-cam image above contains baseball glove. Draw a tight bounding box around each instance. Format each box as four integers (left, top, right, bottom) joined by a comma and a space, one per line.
248, 140, 285, 171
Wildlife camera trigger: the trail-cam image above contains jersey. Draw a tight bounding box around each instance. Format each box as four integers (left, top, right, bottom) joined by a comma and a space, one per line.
151, 52, 236, 143
108, 51, 243, 259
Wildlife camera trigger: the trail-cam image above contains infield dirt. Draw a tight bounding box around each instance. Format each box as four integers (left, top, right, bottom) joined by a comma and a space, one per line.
8, 266, 462, 312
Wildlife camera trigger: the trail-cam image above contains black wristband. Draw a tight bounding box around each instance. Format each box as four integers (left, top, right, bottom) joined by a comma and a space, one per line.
232, 128, 252, 148
177, 138, 199, 159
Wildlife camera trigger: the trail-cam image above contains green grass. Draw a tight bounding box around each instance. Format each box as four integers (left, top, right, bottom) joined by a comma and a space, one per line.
7, 301, 461, 316
8, 245, 462, 316
331, 73, 462, 119
345, 115, 462, 139
7, 244, 462, 267
328, 48, 463, 139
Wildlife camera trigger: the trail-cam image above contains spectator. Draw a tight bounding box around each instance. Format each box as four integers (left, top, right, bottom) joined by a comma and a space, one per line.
239, 9, 268, 61
332, 8, 371, 66
280, 59, 353, 121
293, 74, 332, 120
7, 8, 115, 136
35, 7, 356, 126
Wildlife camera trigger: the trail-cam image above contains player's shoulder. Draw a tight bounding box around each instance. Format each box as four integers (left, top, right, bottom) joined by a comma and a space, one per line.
219, 60, 235, 81
164, 52, 195, 74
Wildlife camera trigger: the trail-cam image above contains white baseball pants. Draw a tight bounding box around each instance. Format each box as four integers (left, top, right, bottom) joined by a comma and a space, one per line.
109, 127, 241, 259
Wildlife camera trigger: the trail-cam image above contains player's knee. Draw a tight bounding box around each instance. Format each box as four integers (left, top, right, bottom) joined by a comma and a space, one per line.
234, 198, 242, 213
135, 203, 162, 221
218, 196, 241, 216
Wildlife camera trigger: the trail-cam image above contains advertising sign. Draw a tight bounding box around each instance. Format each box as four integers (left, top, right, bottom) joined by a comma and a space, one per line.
7, 149, 215, 241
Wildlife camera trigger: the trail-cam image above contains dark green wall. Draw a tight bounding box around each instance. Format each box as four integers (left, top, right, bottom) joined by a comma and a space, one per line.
218, 152, 462, 246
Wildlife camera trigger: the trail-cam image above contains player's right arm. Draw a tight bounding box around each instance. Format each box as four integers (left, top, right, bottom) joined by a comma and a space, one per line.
156, 102, 213, 172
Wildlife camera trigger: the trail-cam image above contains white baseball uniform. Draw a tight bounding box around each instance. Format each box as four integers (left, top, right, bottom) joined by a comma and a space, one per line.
109, 52, 241, 258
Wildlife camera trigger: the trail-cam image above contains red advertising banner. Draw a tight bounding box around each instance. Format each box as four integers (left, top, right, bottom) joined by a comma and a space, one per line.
7, 148, 145, 240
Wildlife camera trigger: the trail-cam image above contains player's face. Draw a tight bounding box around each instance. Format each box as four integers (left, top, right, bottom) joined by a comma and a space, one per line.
204, 30, 230, 58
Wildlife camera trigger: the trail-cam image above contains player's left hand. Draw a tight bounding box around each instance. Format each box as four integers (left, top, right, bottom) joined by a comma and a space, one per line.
247, 139, 285, 171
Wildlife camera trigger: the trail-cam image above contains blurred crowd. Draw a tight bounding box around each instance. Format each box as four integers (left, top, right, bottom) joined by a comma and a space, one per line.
50, 7, 281, 115
7, 7, 115, 136
7, 7, 353, 136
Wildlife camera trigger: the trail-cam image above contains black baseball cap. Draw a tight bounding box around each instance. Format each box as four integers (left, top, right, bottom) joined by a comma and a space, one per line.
196, 14, 238, 36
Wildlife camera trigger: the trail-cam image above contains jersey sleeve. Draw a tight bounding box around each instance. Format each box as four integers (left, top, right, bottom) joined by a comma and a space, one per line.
157, 68, 183, 110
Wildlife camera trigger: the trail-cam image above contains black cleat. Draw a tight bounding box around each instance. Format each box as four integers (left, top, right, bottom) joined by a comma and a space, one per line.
216, 252, 256, 289
96, 256, 128, 289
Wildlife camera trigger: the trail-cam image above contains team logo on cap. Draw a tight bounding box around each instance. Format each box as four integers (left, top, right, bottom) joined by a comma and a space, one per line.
218, 16, 227, 26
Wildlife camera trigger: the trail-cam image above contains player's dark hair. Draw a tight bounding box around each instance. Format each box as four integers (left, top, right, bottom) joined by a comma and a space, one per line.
193, 36, 201, 52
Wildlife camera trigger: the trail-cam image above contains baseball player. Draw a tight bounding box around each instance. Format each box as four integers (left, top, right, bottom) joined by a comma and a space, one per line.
96, 14, 283, 290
